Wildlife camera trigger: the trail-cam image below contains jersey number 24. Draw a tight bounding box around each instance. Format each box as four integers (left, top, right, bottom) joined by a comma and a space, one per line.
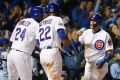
15, 28, 26, 41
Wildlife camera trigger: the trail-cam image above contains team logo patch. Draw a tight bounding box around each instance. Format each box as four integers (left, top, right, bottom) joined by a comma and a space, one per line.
95, 40, 104, 50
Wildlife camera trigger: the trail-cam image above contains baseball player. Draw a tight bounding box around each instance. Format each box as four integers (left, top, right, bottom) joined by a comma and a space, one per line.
7, 6, 43, 80
78, 13, 113, 80
0, 38, 9, 80
36, 3, 73, 80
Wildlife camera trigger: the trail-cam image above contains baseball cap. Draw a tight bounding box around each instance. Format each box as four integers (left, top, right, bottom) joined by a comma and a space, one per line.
114, 48, 120, 54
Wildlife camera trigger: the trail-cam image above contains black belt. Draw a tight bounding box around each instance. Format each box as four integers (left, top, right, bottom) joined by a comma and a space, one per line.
13, 48, 25, 53
43, 46, 59, 49
46, 46, 52, 49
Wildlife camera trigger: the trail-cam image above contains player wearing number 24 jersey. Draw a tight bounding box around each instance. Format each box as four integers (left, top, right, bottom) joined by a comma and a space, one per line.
7, 6, 43, 80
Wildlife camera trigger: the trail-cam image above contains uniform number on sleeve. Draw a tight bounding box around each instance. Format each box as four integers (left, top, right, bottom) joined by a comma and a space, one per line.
39, 26, 51, 41
15, 28, 26, 41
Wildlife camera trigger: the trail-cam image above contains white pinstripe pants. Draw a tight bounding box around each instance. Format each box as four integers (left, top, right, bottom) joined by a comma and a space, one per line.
7, 49, 32, 80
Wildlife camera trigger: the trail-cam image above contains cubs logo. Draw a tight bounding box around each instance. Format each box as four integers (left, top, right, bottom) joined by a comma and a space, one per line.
95, 40, 104, 50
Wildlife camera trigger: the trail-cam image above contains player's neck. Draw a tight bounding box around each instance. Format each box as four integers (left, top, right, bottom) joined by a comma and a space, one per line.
49, 13, 60, 17
92, 27, 101, 33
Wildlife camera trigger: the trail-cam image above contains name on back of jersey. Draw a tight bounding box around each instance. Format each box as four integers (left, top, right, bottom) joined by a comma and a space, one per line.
39, 19, 52, 27
18, 20, 31, 27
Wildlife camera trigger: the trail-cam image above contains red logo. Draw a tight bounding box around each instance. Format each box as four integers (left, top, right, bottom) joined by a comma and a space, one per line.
95, 40, 104, 50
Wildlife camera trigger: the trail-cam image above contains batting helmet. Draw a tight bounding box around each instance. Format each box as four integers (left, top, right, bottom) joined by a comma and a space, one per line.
91, 13, 102, 22
47, 3, 60, 13
29, 6, 43, 20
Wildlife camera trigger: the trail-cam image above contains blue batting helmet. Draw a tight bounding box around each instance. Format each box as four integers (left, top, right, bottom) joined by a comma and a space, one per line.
47, 3, 60, 13
29, 6, 43, 19
91, 13, 102, 22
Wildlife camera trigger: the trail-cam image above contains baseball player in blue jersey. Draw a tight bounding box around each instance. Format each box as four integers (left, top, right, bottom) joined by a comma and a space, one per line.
7, 6, 43, 80
36, 3, 73, 80
0, 38, 9, 80
78, 13, 113, 80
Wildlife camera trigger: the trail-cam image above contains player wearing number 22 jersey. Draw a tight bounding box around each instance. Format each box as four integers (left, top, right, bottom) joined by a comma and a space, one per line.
36, 3, 71, 80
7, 6, 43, 80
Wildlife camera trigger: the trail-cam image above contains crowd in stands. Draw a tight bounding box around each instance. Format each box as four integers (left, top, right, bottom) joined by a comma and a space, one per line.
0, 0, 120, 80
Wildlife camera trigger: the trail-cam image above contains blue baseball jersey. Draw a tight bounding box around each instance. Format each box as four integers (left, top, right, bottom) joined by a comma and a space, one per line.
0, 48, 8, 80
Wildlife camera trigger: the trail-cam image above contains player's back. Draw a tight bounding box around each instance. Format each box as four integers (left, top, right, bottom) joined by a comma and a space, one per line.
10, 18, 39, 54
37, 15, 64, 49
0, 48, 8, 80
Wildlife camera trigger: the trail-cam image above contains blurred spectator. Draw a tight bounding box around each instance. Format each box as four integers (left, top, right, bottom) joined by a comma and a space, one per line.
109, 15, 120, 49
71, 0, 88, 29
109, 48, 120, 80
86, 1, 93, 12
9, 3, 25, 30
0, 30, 5, 38
116, 0, 120, 14
0, 11, 9, 30
31, 46, 41, 80
62, 15, 72, 40
0, 37, 9, 80
62, 28, 84, 80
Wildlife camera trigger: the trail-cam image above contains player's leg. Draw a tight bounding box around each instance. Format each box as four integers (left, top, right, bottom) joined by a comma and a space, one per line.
84, 62, 92, 80
90, 62, 108, 80
7, 50, 19, 80
40, 49, 52, 80
13, 51, 32, 80
40, 49, 62, 80
95, 63, 108, 80
46, 50, 62, 80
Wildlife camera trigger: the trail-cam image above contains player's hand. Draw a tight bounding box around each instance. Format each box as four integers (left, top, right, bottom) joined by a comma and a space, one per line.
76, 30, 83, 40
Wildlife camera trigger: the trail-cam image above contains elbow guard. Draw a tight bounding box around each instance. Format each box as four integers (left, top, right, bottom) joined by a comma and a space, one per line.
96, 52, 112, 68
57, 29, 68, 41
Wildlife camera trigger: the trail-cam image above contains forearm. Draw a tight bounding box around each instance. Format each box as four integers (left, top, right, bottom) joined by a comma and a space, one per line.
96, 50, 113, 69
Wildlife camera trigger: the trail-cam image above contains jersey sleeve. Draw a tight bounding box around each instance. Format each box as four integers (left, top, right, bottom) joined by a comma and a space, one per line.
105, 33, 113, 51
55, 17, 65, 31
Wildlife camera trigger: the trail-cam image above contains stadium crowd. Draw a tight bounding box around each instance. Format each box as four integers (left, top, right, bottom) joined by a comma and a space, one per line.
0, 0, 120, 80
